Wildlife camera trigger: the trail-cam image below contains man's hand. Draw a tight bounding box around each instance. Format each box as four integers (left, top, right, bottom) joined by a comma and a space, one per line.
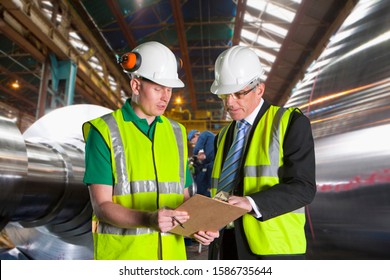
193, 230, 220, 245
149, 208, 189, 233
197, 151, 206, 161
228, 195, 253, 212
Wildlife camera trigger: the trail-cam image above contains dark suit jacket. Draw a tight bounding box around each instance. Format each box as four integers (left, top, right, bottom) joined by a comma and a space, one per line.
210, 100, 316, 259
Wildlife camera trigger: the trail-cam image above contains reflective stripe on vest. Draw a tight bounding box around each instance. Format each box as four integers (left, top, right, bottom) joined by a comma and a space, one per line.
211, 108, 288, 193
168, 119, 185, 190
211, 106, 306, 255
101, 113, 129, 195
84, 111, 187, 259
97, 225, 173, 236
99, 113, 185, 235
101, 114, 185, 197
243, 108, 304, 215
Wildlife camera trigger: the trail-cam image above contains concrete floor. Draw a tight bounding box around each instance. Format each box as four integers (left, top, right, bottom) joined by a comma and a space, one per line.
186, 242, 208, 260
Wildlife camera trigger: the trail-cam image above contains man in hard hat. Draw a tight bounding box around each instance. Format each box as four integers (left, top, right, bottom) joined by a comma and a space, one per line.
208, 45, 316, 260
188, 129, 215, 197
82, 41, 218, 260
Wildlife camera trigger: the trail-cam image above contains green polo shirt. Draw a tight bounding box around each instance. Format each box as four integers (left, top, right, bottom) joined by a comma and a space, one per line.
83, 99, 192, 187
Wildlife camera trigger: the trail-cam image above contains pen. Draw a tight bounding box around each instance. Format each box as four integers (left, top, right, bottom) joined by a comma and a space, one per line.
172, 216, 185, 228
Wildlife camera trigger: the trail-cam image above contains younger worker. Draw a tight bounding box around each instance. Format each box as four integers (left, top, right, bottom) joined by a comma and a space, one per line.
83, 41, 219, 260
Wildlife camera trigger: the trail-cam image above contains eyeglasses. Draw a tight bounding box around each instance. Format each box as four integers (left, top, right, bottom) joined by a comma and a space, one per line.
217, 84, 258, 100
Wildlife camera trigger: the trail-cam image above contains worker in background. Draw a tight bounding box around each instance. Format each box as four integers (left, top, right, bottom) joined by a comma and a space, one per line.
208, 45, 316, 260
188, 129, 215, 197
82, 41, 219, 260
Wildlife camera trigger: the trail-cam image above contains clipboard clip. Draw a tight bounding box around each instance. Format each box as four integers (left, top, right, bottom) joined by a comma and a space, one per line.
214, 191, 230, 202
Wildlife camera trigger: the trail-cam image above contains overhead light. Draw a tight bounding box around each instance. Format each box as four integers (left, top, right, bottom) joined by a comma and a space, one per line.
175, 96, 182, 105
11, 80, 20, 89
135, 0, 144, 8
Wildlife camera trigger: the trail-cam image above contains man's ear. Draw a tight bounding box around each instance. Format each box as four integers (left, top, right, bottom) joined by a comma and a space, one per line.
130, 78, 141, 95
257, 83, 265, 98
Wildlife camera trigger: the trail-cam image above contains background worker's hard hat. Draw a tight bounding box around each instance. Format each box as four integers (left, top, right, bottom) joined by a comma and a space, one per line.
188, 129, 199, 141
210, 46, 264, 95
118, 41, 184, 88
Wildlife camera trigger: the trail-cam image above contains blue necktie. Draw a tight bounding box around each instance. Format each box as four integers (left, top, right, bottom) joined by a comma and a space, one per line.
217, 120, 250, 193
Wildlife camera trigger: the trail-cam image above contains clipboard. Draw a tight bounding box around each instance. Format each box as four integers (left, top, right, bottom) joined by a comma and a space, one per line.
169, 194, 247, 237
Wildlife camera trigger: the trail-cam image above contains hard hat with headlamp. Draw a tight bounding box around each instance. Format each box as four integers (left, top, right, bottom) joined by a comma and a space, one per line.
117, 41, 184, 88
210, 45, 264, 95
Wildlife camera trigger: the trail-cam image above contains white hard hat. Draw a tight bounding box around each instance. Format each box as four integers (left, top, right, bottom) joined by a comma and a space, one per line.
210, 45, 264, 95
118, 41, 184, 88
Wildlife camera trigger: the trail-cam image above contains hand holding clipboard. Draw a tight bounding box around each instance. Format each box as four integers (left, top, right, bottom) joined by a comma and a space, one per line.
169, 193, 247, 237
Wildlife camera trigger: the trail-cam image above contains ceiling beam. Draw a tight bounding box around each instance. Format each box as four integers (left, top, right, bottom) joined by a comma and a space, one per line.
232, 0, 247, 45
67, 0, 132, 98
264, 0, 359, 106
170, 0, 197, 112
0, 84, 36, 108
2, 0, 122, 109
119, 19, 235, 31
0, 65, 39, 93
0, 17, 45, 62
0, 13, 114, 111
105, 0, 137, 49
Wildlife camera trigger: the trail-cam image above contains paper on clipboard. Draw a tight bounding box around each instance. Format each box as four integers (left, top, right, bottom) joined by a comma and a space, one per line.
169, 194, 247, 237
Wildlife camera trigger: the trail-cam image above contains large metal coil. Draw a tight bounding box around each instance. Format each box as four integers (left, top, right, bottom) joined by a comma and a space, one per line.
0, 105, 111, 259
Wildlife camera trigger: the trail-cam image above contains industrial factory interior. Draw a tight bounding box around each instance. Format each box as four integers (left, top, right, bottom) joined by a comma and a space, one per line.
1, 0, 389, 262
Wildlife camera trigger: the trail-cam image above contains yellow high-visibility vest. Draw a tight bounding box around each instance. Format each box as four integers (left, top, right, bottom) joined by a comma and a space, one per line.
211, 106, 306, 255
83, 109, 187, 260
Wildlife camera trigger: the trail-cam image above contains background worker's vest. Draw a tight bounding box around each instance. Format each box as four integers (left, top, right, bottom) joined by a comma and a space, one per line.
83, 109, 187, 260
211, 106, 306, 255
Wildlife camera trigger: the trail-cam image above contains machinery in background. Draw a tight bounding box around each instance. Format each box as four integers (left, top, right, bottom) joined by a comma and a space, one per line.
286, 0, 390, 259
0, 105, 111, 259
1, 0, 389, 260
